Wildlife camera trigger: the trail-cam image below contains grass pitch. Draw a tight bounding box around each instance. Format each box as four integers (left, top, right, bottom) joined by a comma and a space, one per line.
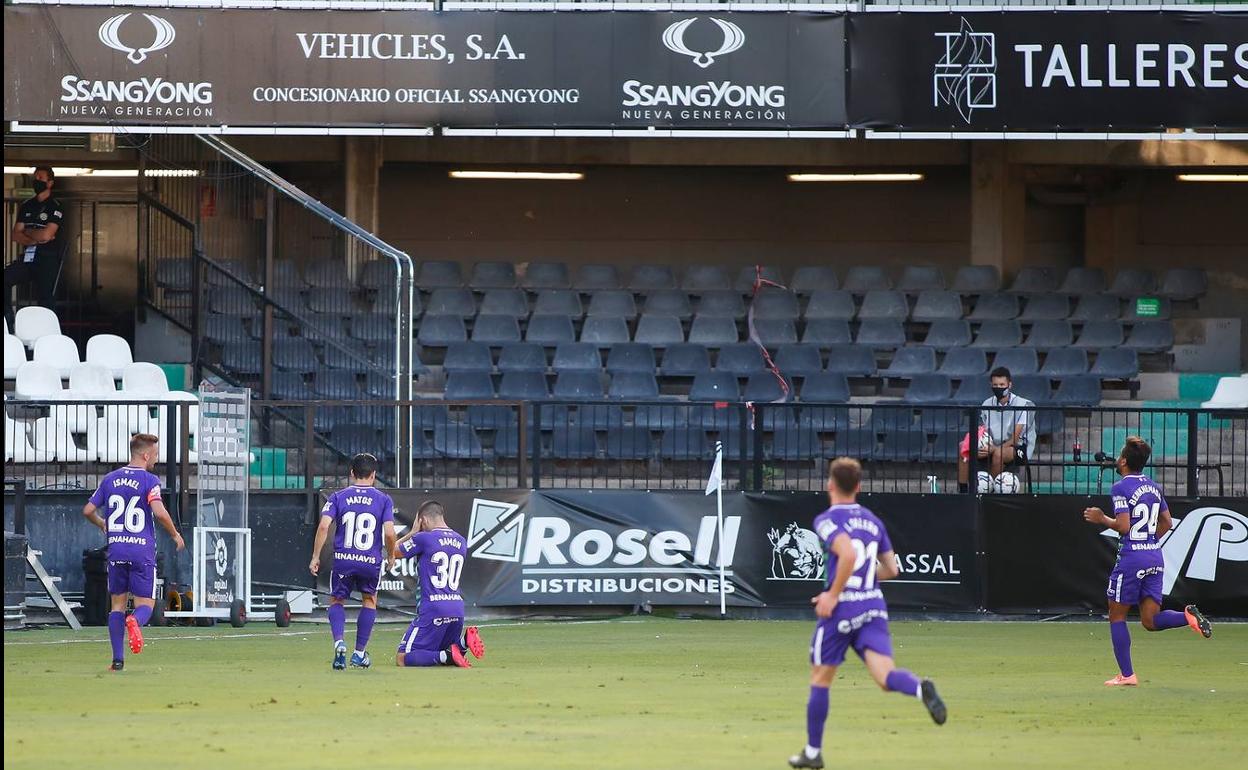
4, 617, 1245, 770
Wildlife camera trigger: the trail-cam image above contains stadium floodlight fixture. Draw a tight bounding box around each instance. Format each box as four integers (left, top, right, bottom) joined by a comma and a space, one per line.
3, 166, 198, 178
449, 170, 585, 181
1176, 173, 1248, 183
787, 173, 925, 183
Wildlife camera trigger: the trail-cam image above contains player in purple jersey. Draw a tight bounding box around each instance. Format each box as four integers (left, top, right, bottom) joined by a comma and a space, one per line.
789, 458, 945, 769
1082, 436, 1211, 687
309, 453, 397, 670
82, 433, 185, 672
393, 500, 485, 669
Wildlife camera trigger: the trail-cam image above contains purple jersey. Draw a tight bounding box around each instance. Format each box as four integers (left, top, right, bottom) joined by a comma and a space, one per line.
89, 466, 162, 565
398, 528, 466, 619
1110, 474, 1167, 565
813, 503, 894, 620
321, 485, 395, 570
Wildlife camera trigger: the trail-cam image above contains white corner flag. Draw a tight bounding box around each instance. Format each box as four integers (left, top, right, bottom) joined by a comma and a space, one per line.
707, 441, 727, 618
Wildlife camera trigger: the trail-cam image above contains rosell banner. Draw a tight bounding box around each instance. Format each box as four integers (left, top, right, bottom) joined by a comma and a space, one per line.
1, 8, 846, 129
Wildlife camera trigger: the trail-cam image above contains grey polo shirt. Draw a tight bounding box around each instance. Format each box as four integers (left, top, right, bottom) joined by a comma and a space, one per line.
980, 393, 1037, 459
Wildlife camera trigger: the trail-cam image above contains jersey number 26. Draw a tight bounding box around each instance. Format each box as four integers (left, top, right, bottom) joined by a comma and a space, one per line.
106, 495, 146, 534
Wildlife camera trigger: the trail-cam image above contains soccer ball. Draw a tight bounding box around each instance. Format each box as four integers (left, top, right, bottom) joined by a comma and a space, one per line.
975, 471, 994, 494
977, 431, 993, 454
994, 472, 1021, 494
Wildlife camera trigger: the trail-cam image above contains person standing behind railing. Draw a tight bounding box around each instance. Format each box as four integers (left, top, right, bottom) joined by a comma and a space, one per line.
5, 165, 64, 326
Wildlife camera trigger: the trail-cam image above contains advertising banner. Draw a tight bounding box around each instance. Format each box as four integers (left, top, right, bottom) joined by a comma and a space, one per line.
983, 496, 1248, 616
2, 8, 845, 130
847, 11, 1248, 131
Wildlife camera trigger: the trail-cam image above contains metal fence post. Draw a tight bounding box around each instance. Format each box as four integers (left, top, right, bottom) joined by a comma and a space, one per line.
751, 405, 764, 492
966, 406, 979, 494
165, 399, 179, 522
530, 402, 541, 490
1187, 409, 1200, 496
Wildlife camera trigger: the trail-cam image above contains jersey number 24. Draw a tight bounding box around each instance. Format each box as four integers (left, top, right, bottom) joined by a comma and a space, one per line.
1129, 502, 1160, 541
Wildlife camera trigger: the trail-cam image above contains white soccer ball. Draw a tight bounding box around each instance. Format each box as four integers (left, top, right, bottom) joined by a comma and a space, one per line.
978, 432, 993, 453
994, 472, 1021, 494
975, 471, 994, 494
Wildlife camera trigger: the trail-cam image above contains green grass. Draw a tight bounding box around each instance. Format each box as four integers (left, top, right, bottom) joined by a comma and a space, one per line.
4, 618, 1246, 770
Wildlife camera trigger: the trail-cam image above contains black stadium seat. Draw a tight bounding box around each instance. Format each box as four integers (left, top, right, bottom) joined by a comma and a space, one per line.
1053, 375, 1102, 407
1039, 348, 1089, 377
659, 427, 713, 460
1019, 295, 1070, 321
533, 289, 583, 317
497, 343, 547, 373
873, 431, 926, 462
434, 423, 485, 459
753, 319, 797, 346
911, 291, 963, 322
579, 316, 630, 347
272, 338, 318, 373
697, 290, 746, 318
1010, 375, 1052, 404
951, 376, 990, 406
659, 343, 711, 376
920, 319, 972, 349
938, 348, 988, 378
499, 371, 549, 400
690, 371, 741, 401
315, 370, 362, 399
971, 320, 1023, 348
1158, 268, 1207, 301
743, 373, 791, 402
479, 288, 529, 318
752, 289, 801, 320
716, 343, 766, 376
418, 315, 467, 346
791, 266, 839, 294
801, 319, 853, 346
525, 314, 576, 345
1124, 321, 1174, 353
552, 342, 602, 371
769, 426, 822, 461
844, 266, 891, 293
359, 259, 396, 290
904, 374, 952, 404
951, 265, 1001, 294
634, 314, 685, 346
992, 348, 1039, 376
803, 290, 856, 321
1073, 320, 1124, 349
552, 424, 600, 459
969, 293, 1020, 321
586, 290, 638, 320
681, 265, 732, 293
629, 264, 677, 291
427, 288, 476, 319
1071, 295, 1121, 322
643, 290, 693, 320
688, 316, 739, 346
444, 371, 495, 400
569, 263, 615, 291
606, 343, 656, 374
605, 425, 655, 461
824, 345, 877, 377
735, 265, 785, 294
858, 290, 909, 321
897, 265, 946, 293
443, 342, 494, 374
1090, 348, 1139, 380
418, 260, 463, 288
855, 320, 905, 349
609, 372, 660, 400
272, 371, 313, 399
472, 315, 522, 345
799, 372, 851, 403
1023, 320, 1074, 348
1058, 268, 1106, 296
883, 346, 937, 378
1108, 268, 1155, 298
525, 262, 573, 290
553, 371, 605, 400
774, 344, 824, 379
1008, 267, 1059, 295
470, 261, 517, 289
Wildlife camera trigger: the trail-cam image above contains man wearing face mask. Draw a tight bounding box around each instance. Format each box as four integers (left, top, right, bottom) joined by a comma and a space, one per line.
6, 165, 64, 326
958, 366, 1036, 491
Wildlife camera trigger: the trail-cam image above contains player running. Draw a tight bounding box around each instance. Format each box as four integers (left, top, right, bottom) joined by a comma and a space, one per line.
310, 453, 397, 670
393, 500, 485, 668
81, 433, 186, 672
1082, 436, 1212, 687
790, 458, 945, 769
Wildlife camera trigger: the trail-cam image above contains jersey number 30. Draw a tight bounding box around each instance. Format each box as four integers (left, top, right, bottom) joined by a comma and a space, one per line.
106, 495, 146, 534
430, 552, 464, 591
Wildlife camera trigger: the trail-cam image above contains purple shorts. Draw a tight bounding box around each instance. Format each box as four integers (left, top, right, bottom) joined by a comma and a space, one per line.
330, 565, 381, 600
811, 611, 893, 667
1107, 560, 1165, 606
108, 561, 156, 600
397, 615, 464, 655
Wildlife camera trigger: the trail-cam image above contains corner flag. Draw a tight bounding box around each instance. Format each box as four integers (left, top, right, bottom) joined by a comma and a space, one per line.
706, 441, 726, 617
705, 442, 723, 496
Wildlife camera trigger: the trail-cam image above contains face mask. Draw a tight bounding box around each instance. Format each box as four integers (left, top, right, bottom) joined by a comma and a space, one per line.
992, 386, 1009, 399
32, 180, 48, 194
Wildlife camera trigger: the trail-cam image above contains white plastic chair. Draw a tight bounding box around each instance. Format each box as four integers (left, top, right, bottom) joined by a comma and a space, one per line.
13, 306, 61, 347
89, 413, 143, 463
66, 363, 119, 398
121, 362, 169, 394
154, 400, 201, 438
4, 334, 27, 378
14, 361, 65, 399
1202, 374, 1248, 409
6, 415, 52, 463
33, 334, 81, 378
29, 417, 90, 462
85, 334, 134, 378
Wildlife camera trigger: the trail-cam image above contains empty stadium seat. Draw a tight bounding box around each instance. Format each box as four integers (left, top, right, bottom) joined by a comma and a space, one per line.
735, 265, 785, 294
533, 289, 583, 317
1158, 268, 1207, 301
752, 289, 800, 320
525, 314, 576, 345
552, 424, 600, 459
1010, 375, 1052, 404
1124, 321, 1174, 352
951, 265, 1002, 295
1008, 267, 1059, 295
870, 406, 915, 432
120, 362, 171, 394
659, 427, 713, 460
873, 431, 926, 462
682, 265, 732, 293
769, 426, 822, 461
1058, 268, 1107, 295
84, 334, 133, 378
897, 266, 946, 293
1071, 295, 1121, 322
427, 288, 476, 319
222, 342, 263, 375
744, 373, 791, 402
1201, 375, 1248, 409
554, 371, 606, 400
434, 422, 485, 459
883, 346, 937, 378
499, 371, 550, 400
858, 290, 909, 321
605, 425, 655, 460
774, 344, 823, 378
643, 290, 693, 321
938, 348, 988, 378
1108, 268, 1155, 298
359, 259, 397, 290
1089, 348, 1139, 380
4, 334, 28, 378
155, 258, 191, 291
856, 320, 906, 349
951, 376, 989, 406
1123, 297, 1172, 321
716, 343, 765, 376
632, 315, 683, 348
1023, 320, 1074, 348
33, 334, 80, 377
992, 348, 1039, 376
346, 313, 392, 344
444, 342, 494, 374
209, 286, 257, 316
919, 408, 967, 435
272, 371, 313, 399
525, 262, 573, 290
754, 319, 797, 346
1020, 295, 1070, 321
364, 371, 396, 399
270, 339, 317, 373
804, 290, 856, 321
330, 423, 380, 456
307, 288, 355, 315
969, 294, 1020, 321
572, 263, 627, 293
471, 261, 517, 289
272, 260, 307, 288
314, 370, 362, 399
799, 372, 851, 403
697, 290, 746, 318
418, 260, 463, 288
580, 316, 631, 346
418, 315, 467, 346
919, 319, 972, 349
629, 265, 677, 291
791, 266, 839, 294
1073, 320, 1124, 349
801, 319, 853, 346
552, 342, 602, 372
688, 316, 739, 346
690, 371, 740, 401
971, 321, 1023, 349
206, 259, 255, 287
472, 315, 522, 345
497, 343, 547, 373
923, 431, 963, 463
445, 372, 495, 400
659, 343, 711, 376
609, 372, 660, 400
205, 316, 246, 345
1039, 348, 1089, 377
586, 290, 638, 320
15, 361, 64, 399
844, 266, 891, 293
911, 291, 964, 322
824, 345, 877, 377
466, 404, 515, 429
1052, 375, 1102, 407
828, 427, 877, 459
305, 262, 344, 290
605, 343, 656, 374
479, 288, 529, 318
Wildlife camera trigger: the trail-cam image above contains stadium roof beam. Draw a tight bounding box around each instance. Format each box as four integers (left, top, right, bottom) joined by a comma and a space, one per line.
787, 173, 924, 182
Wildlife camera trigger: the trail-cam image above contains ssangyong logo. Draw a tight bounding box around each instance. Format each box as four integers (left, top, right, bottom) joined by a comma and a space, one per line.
98, 13, 176, 65
933, 18, 997, 123
1102, 506, 1248, 593
662, 17, 745, 69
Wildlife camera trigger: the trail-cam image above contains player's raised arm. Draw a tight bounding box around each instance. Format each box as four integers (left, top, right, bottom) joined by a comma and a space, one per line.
812, 533, 855, 619
150, 496, 186, 552
1083, 506, 1129, 533
876, 551, 901, 582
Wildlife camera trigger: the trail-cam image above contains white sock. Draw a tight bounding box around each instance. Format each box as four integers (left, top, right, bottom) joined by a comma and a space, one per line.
438, 650, 448, 664
804, 746, 820, 759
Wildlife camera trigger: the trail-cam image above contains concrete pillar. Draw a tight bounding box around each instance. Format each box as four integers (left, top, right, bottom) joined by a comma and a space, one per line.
344, 137, 383, 273
969, 142, 1026, 280
1084, 194, 1138, 275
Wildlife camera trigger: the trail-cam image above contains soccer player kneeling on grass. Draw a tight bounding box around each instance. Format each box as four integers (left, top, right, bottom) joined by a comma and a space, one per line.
790, 458, 946, 770
310, 453, 397, 670
82, 433, 186, 672
1082, 436, 1211, 687
393, 500, 485, 668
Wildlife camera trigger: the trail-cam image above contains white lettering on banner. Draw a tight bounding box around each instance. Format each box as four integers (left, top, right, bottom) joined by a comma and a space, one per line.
897, 553, 960, 576
60, 76, 213, 105
521, 577, 736, 596
295, 32, 450, 61
622, 80, 786, 109
1014, 43, 1248, 89
521, 516, 739, 569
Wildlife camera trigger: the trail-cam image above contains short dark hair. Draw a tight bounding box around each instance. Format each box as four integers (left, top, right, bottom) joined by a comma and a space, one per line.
349, 453, 378, 479
828, 457, 862, 495
990, 367, 1012, 380
416, 500, 445, 522
33, 165, 54, 180
130, 433, 159, 454
1121, 436, 1152, 473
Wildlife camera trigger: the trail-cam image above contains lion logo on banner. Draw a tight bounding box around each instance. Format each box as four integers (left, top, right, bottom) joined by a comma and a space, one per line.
768, 523, 825, 581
